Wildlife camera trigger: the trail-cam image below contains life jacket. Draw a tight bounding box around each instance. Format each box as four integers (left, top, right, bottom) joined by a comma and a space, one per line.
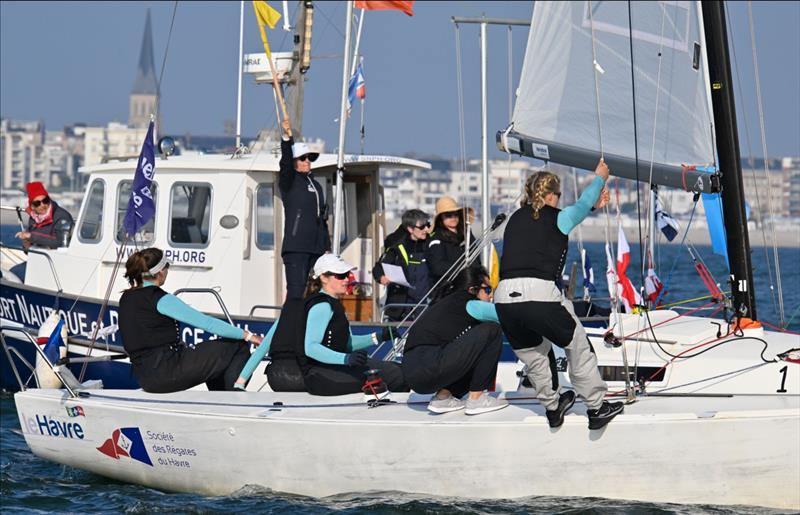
405, 290, 480, 352
267, 299, 305, 361
296, 292, 350, 372
118, 286, 180, 361
500, 204, 568, 282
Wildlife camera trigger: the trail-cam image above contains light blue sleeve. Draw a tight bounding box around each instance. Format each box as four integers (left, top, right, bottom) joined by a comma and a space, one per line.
348, 332, 376, 351
156, 294, 245, 340
304, 303, 348, 365
236, 319, 279, 382
466, 300, 500, 323
557, 175, 604, 235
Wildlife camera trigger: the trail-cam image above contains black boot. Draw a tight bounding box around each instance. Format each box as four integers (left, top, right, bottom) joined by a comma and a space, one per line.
545, 390, 576, 428
587, 401, 624, 430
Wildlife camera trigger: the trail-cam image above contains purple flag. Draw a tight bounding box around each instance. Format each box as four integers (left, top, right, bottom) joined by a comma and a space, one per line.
123, 121, 156, 237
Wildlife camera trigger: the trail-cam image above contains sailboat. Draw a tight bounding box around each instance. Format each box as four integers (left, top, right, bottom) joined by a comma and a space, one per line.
8, 1, 800, 510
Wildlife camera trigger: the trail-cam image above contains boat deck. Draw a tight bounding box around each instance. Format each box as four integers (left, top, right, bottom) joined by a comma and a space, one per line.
26, 388, 800, 426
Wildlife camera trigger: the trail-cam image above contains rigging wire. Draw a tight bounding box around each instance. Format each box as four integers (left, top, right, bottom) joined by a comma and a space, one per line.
725, 3, 780, 321
746, 1, 786, 325
626, 1, 646, 305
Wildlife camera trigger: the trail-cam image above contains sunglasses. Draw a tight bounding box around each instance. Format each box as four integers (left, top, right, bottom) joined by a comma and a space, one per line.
413, 222, 431, 230
296, 155, 311, 162
31, 197, 51, 208
474, 285, 492, 295
326, 272, 350, 280
554, 192, 562, 198
442, 212, 459, 219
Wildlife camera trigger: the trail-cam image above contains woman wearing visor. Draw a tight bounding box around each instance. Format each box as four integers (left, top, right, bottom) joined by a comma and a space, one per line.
118, 247, 262, 393
280, 117, 331, 300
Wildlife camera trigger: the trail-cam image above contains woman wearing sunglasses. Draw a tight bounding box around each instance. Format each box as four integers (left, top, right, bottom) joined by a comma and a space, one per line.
426, 196, 476, 298
279, 117, 330, 300
15, 181, 74, 250
494, 159, 623, 430
402, 266, 508, 416
118, 247, 262, 393
298, 254, 408, 396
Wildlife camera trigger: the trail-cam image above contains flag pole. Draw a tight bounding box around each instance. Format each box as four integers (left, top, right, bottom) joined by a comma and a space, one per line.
332, 0, 354, 254
235, 0, 245, 150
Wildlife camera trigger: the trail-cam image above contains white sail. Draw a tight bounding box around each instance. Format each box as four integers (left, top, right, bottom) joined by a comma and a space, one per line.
508, 1, 716, 188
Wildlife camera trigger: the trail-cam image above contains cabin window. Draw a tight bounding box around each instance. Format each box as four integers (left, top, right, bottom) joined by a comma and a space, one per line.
169, 182, 212, 247
115, 180, 157, 243
78, 179, 105, 242
255, 183, 274, 250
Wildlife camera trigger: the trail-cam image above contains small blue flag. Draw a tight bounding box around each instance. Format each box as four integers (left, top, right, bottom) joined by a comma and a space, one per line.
42, 319, 65, 365
347, 60, 365, 112
123, 121, 156, 237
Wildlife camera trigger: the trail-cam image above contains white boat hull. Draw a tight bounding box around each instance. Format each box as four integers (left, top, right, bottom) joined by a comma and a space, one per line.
15, 389, 800, 510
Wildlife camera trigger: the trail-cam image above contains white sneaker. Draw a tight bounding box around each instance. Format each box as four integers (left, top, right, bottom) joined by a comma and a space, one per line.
427, 394, 466, 414
465, 393, 509, 416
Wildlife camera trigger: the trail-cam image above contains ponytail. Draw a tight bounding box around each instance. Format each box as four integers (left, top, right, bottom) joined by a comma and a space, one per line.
303, 275, 323, 298
124, 247, 164, 288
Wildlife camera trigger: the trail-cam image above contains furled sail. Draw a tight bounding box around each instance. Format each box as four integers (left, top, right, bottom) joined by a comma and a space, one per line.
499, 1, 719, 193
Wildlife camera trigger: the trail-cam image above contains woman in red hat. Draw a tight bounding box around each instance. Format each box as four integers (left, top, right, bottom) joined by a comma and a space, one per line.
15, 181, 74, 249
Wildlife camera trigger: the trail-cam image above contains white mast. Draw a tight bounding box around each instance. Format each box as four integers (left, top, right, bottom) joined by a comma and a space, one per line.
332, 1, 354, 255
479, 18, 490, 267
235, 1, 244, 150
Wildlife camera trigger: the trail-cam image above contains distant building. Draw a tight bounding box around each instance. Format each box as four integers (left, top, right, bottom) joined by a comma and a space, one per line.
0, 119, 46, 191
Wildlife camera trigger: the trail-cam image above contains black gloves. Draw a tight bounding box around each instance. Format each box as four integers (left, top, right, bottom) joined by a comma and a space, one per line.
345, 349, 369, 367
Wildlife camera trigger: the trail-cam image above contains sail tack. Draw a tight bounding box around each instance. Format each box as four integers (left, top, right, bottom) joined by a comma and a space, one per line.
502, 1, 718, 192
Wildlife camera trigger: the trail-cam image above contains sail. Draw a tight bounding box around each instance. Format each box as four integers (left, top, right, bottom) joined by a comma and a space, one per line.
501, 1, 718, 192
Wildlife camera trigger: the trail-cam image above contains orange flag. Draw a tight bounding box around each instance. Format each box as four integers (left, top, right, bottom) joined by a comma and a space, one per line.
354, 0, 415, 16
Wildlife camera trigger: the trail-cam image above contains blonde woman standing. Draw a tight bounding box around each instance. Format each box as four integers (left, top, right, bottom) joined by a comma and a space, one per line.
495, 159, 623, 430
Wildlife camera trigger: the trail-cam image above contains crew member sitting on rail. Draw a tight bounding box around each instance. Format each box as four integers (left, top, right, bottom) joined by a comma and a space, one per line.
118, 247, 262, 393
299, 254, 408, 396
402, 266, 508, 415
234, 298, 308, 392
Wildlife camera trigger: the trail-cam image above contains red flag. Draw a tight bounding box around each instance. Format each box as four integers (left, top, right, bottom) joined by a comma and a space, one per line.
644, 268, 664, 304
355, 0, 415, 16
616, 227, 642, 312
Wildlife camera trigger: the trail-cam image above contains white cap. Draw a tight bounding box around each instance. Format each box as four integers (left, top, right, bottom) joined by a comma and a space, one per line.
313, 254, 356, 278
291, 142, 319, 162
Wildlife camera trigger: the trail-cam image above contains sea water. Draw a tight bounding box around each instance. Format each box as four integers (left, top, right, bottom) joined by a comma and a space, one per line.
1, 226, 798, 513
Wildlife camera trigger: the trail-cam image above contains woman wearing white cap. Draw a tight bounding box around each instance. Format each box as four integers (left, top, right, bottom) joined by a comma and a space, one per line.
280, 117, 331, 300
298, 254, 408, 396
118, 247, 263, 393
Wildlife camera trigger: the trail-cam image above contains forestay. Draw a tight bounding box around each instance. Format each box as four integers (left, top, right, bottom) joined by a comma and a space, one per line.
502, 1, 718, 192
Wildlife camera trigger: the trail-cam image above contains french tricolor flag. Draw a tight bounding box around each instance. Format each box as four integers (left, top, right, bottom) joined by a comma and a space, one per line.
347, 61, 366, 112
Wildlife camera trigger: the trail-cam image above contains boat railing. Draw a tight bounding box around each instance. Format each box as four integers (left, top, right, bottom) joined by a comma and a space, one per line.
0, 325, 78, 396
379, 303, 427, 324
248, 305, 283, 317
0, 242, 64, 294
173, 288, 235, 325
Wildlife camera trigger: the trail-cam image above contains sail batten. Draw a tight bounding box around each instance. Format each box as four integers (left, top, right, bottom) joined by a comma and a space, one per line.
503, 1, 717, 188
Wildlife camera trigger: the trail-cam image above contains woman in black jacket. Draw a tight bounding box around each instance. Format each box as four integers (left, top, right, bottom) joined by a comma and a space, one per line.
426, 196, 475, 296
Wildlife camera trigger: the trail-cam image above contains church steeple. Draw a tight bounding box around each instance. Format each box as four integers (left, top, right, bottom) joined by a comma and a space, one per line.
129, 9, 159, 128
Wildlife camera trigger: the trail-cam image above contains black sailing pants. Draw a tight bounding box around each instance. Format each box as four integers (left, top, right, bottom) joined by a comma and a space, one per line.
283, 252, 321, 300
401, 322, 504, 399
132, 338, 251, 393
303, 358, 409, 396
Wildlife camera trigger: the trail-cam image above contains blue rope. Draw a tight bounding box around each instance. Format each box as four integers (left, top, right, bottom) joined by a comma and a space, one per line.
654, 199, 698, 307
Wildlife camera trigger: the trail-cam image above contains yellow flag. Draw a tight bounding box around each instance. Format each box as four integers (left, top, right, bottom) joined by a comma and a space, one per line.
252, 1, 281, 58
253, 1, 281, 29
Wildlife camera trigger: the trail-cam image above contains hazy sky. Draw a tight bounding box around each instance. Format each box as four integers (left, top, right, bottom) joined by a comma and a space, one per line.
1, 1, 798, 160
